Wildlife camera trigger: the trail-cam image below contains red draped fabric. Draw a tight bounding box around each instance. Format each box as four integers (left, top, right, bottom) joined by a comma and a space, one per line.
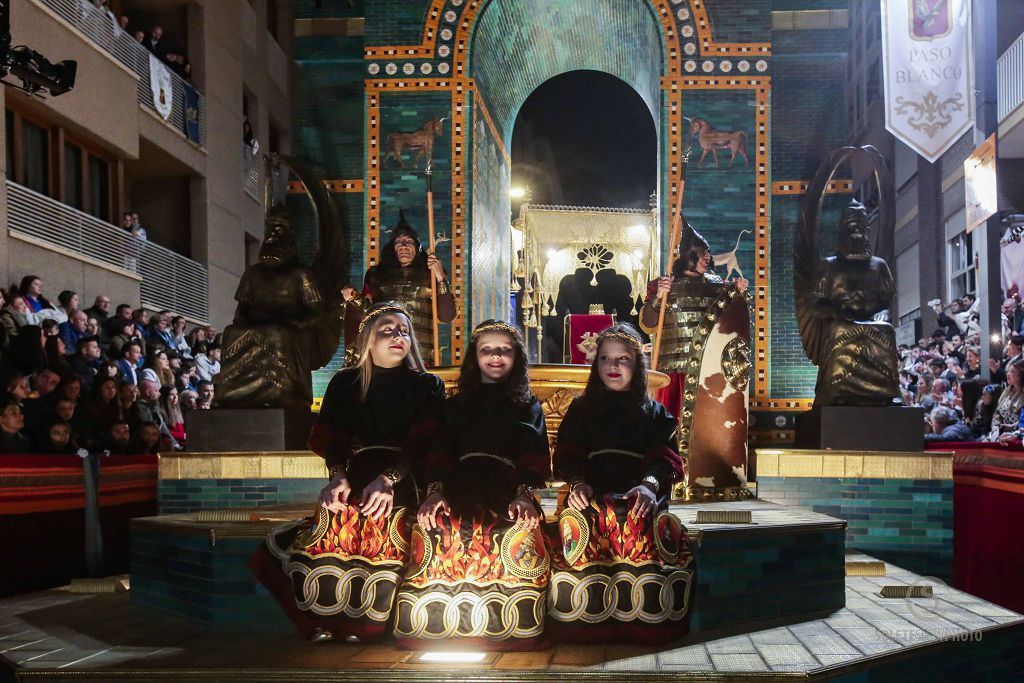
563, 314, 615, 364
0, 454, 158, 596
952, 446, 1024, 612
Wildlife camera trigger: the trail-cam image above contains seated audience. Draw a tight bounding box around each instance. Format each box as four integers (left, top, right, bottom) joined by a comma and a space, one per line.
131, 421, 161, 455
160, 385, 185, 447
37, 420, 79, 455
105, 304, 133, 339
47, 338, 74, 376
56, 290, 79, 324
18, 276, 55, 316
924, 406, 974, 444
193, 342, 221, 381
84, 295, 112, 333
9, 325, 46, 375
985, 359, 1024, 442
1, 294, 37, 338
70, 336, 102, 392
109, 319, 145, 360
106, 420, 132, 455
0, 400, 29, 453
117, 341, 143, 385
146, 348, 175, 388
195, 380, 214, 409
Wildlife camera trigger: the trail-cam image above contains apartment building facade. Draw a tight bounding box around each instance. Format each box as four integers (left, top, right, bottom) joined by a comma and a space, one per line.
0, 0, 295, 326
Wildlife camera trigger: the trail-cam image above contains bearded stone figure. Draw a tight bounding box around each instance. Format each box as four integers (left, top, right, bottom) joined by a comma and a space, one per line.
216, 155, 346, 409
794, 146, 900, 406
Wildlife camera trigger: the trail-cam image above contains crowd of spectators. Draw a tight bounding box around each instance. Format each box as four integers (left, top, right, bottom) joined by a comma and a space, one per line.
87, 0, 193, 81
0, 274, 220, 456
902, 293, 1024, 446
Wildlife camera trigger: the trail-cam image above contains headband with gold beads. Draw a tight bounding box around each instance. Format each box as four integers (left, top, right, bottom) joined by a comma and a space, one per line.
472, 321, 523, 342
596, 329, 643, 354
358, 303, 412, 334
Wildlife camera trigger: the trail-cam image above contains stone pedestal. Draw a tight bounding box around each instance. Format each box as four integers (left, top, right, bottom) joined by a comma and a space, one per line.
795, 405, 926, 452
186, 408, 315, 452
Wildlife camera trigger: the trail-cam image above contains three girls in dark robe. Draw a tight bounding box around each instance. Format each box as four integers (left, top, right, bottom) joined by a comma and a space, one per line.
254, 309, 693, 648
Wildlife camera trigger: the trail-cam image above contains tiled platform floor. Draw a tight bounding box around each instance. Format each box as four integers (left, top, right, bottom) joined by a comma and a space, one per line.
1, 553, 1021, 681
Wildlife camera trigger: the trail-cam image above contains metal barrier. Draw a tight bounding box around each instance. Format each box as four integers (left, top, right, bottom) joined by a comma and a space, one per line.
38, 0, 207, 146
998, 30, 1024, 122
243, 146, 262, 201
6, 181, 209, 322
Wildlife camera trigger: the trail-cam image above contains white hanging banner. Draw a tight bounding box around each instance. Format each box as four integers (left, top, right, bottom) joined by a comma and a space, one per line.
149, 53, 173, 121
880, 0, 974, 162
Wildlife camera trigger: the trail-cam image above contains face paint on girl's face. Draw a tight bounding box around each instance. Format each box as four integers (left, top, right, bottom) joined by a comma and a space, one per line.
370, 314, 412, 368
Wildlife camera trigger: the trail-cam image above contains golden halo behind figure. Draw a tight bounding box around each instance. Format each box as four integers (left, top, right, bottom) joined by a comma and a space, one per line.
653, 512, 683, 564
500, 525, 550, 580
558, 508, 589, 566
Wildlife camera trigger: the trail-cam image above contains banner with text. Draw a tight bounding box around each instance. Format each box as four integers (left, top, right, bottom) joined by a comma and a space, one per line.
881, 0, 974, 162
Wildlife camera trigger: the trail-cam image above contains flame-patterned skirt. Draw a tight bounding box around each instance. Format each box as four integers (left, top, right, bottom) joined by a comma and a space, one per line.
258, 504, 413, 641
546, 494, 695, 644
393, 506, 551, 650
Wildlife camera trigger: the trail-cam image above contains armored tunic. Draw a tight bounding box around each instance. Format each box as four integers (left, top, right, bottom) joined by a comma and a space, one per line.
644, 273, 725, 373
353, 264, 456, 364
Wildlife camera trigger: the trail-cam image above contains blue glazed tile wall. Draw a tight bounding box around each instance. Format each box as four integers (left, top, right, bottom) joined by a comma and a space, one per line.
758, 476, 954, 581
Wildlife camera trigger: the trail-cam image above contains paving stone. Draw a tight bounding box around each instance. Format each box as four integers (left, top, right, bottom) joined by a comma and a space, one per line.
755, 643, 819, 669
709, 653, 770, 672
657, 645, 711, 667
705, 635, 757, 654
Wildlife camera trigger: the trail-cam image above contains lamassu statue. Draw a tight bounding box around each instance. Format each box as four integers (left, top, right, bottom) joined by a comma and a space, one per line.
794, 146, 900, 406
215, 155, 346, 409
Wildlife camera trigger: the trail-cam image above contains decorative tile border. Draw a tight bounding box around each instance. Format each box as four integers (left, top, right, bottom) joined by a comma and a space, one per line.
286, 179, 364, 194
158, 452, 326, 481
755, 449, 954, 480
771, 179, 854, 195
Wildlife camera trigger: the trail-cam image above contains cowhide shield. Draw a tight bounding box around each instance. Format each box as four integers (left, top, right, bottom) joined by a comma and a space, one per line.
688, 292, 751, 491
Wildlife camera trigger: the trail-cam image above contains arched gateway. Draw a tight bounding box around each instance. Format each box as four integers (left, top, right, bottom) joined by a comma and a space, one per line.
300, 0, 854, 437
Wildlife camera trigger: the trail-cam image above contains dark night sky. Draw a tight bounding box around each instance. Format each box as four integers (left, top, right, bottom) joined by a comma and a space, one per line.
510, 71, 656, 210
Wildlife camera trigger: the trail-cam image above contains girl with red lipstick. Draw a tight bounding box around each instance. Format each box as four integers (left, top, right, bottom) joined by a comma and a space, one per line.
547, 323, 694, 644
254, 303, 446, 644
393, 320, 550, 649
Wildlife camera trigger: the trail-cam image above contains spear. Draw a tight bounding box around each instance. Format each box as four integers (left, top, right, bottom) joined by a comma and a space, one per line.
425, 159, 441, 366
651, 146, 693, 371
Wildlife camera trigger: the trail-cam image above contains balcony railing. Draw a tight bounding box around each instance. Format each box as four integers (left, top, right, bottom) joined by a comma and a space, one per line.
243, 146, 262, 201
38, 0, 207, 146
6, 181, 209, 322
998, 30, 1024, 122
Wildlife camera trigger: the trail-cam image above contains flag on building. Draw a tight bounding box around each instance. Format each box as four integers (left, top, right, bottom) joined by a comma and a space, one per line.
149, 53, 173, 121
880, 0, 974, 162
